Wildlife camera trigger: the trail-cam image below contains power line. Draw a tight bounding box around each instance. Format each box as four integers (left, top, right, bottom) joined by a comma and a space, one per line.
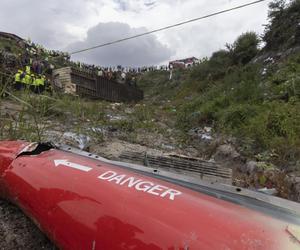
70, 0, 268, 55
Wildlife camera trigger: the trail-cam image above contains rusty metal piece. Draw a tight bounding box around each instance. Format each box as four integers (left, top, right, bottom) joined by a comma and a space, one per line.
52, 67, 143, 102
119, 151, 232, 182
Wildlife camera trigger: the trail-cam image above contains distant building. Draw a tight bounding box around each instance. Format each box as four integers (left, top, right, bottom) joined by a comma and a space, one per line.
169, 57, 199, 69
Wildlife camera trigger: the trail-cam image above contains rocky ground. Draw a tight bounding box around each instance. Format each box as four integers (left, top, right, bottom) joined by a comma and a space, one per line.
0, 200, 56, 250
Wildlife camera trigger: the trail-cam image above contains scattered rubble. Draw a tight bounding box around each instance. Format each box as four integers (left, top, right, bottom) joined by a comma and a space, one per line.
106, 114, 127, 121
62, 132, 91, 151
89, 139, 165, 160
285, 172, 300, 202
188, 127, 213, 141
213, 144, 241, 164
234, 161, 300, 202
45, 130, 91, 151
239, 160, 258, 174
161, 144, 176, 151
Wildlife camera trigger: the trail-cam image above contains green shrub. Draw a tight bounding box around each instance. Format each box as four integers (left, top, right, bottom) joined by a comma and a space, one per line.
263, 0, 300, 51
190, 50, 232, 84
227, 32, 260, 65
132, 105, 154, 122
238, 102, 300, 150
220, 104, 259, 130
112, 120, 135, 132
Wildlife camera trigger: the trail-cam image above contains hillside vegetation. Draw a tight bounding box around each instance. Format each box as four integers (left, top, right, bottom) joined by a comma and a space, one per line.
138, 0, 300, 167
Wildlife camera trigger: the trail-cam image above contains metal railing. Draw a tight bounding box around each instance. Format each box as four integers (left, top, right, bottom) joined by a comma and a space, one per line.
70, 68, 143, 102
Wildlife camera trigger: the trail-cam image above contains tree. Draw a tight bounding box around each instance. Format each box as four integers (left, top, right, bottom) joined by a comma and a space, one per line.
229, 32, 260, 65
268, 0, 286, 20
263, 0, 300, 51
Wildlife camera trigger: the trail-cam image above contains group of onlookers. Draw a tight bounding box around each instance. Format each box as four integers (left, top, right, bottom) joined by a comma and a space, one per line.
14, 65, 47, 93
6, 36, 200, 94
70, 62, 178, 86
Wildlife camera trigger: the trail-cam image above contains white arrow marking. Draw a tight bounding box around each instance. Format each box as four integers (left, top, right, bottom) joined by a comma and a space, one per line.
54, 160, 92, 172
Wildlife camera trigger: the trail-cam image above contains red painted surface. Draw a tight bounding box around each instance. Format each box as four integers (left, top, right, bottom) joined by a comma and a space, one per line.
0, 141, 299, 250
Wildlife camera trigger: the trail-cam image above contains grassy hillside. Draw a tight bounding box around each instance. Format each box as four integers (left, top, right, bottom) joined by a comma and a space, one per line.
138, 0, 300, 167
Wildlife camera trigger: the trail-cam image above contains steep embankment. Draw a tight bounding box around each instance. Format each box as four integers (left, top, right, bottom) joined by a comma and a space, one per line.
137, 0, 300, 201
138, 0, 300, 170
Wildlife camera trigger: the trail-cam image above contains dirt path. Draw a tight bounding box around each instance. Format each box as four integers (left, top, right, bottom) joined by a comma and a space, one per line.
0, 199, 56, 250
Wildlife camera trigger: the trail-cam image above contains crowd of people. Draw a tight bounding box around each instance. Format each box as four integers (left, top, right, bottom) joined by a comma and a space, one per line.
11, 38, 70, 94
14, 65, 48, 93
9, 37, 200, 93
71, 61, 172, 75
70, 61, 176, 86
25, 38, 70, 62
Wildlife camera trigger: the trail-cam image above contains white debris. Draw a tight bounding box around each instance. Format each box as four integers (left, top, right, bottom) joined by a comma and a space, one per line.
264, 57, 274, 64
161, 144, 175, 150
106, 114, 126, 121
201, 134, 213, 140
204, 127, 212, 133
257, 188, 278, 196
63, 132, 91, 150
90, 127, 105, 134
188, 127, 213, 141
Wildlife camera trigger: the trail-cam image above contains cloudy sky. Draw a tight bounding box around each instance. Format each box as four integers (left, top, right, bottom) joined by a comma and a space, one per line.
0, 0, 270, 66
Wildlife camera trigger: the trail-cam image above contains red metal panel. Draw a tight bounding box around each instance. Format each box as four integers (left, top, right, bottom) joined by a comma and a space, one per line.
0, 141, 299, 250
0, 141, 31, 173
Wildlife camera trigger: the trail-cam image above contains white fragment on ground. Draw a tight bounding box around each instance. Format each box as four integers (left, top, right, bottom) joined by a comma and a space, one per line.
63, 132, 91, 150
106, 114, 127, 121
257, 187, 278, 196
90, 127, 105, 133
188, 127, 213, 141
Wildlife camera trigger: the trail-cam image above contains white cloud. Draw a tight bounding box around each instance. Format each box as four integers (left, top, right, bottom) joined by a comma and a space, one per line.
67, 22, 174, 66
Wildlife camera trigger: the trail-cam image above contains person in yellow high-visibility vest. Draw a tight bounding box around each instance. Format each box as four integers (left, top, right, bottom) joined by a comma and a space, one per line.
25, 65, 31, 75
24, 73, 32, 90
40, 75, 46, 93
14, 70, 22, 90
20, 71, 27, 89
34, 75, 45, 94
